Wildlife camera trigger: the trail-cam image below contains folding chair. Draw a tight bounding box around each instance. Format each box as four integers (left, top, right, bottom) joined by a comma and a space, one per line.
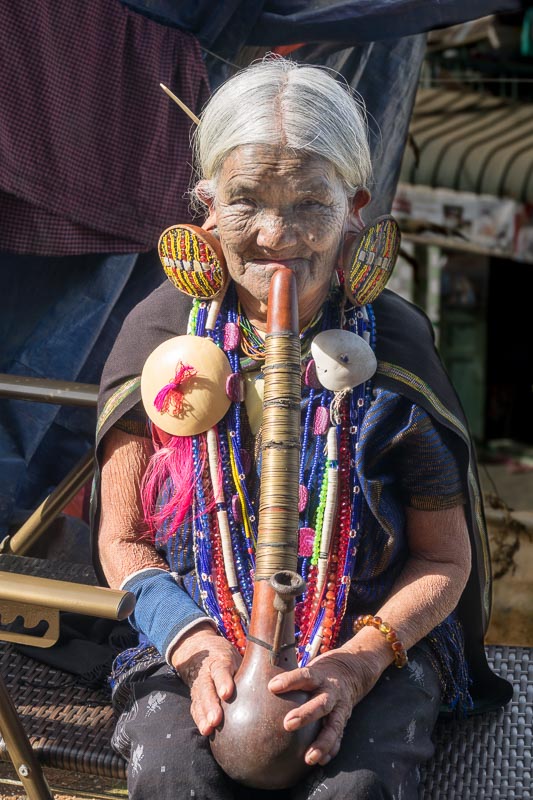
0, 374, 132, 798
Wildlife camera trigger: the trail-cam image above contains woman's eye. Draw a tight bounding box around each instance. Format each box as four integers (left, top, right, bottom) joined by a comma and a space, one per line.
299, 199, 325, 209
231, 197, 256, 208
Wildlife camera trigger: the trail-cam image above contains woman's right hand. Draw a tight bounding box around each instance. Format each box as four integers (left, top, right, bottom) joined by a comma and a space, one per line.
169, 622, 242, 735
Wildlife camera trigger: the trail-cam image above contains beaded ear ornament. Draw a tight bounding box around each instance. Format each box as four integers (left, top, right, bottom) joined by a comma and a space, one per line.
342, 215, 401, 307
141, 224, 233, 436
158, 224, 228, 331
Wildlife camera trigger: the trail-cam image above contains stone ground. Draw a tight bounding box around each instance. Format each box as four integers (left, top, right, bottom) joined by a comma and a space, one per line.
1, 459, 532, 799
478, 458, 533, 515
479, 459, 533, 647
0, 766, 126, 799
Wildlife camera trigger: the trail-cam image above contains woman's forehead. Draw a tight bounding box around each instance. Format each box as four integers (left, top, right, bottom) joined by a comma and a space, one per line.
218, 144, 341, 191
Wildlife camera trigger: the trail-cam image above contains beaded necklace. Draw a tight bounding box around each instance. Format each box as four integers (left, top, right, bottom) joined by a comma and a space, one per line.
188, 285, 375, 663
238, 300, 324, 366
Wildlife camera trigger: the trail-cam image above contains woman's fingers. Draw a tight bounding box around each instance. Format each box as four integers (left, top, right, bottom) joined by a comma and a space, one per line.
304, 707, 349, 766
190, 649, 239, 733
269, 658, 359, 765
283, 690, 335, 731
190, 669, 224, 734
268, 666, 317, 694
172, 630, 241, 735
210, 653, 239, 701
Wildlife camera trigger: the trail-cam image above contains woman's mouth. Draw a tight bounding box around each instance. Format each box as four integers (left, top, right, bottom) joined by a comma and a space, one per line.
247, 258, 308, 272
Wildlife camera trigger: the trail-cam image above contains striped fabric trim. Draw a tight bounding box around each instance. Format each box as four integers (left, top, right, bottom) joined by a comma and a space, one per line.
377, 362, 469, 440
96, 376, 141, 438
468, 464, 491, 619
377, 360, 491, 619
408, 493, 465, 511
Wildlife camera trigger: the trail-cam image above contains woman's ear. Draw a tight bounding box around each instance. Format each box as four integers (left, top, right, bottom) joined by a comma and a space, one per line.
194, 180, 215, 217
339, 187, 372, 270
346, 187, 371, 234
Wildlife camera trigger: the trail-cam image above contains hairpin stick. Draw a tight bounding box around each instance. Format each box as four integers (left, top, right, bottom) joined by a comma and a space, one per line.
160, 83, 200, 125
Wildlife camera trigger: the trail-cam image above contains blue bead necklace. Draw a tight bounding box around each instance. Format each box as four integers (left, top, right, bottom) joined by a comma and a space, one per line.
188, 287, 375, 659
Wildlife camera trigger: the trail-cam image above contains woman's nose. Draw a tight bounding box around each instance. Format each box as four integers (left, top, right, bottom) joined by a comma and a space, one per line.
255, 212, 297, 250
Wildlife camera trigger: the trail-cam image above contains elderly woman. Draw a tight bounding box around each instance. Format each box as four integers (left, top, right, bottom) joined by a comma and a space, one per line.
93, 59, 510, 800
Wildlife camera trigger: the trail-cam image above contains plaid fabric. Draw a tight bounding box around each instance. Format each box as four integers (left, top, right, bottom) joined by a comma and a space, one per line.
0, 0, 210, 256
0, 191, 149, 255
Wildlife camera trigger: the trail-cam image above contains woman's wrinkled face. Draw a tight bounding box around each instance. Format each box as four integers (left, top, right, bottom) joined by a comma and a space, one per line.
201, 144, 354, 328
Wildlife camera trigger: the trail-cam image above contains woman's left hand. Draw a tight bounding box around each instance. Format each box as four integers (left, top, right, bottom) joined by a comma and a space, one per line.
267, 649, 380, 766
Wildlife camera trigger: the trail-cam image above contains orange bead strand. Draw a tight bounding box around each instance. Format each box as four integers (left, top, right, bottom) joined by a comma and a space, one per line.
353, 614, 408, 668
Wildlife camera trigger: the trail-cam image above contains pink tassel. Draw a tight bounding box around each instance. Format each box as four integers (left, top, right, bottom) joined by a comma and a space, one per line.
313, 405, 329, 436
226, 372, 244, 403
304, 359, 321, 389
153, 362, 197, 416
224, 322, 240, 351
141, 433, 205, 540
298, 484, 309, 513
298, 527, 316, 557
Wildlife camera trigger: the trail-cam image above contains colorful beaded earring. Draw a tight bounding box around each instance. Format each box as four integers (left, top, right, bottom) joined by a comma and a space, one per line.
158, 224, 228, 331
342, 215, 401, 307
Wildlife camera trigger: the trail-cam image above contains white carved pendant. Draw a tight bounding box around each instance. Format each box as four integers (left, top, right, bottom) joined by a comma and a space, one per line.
310, 329, 377, 392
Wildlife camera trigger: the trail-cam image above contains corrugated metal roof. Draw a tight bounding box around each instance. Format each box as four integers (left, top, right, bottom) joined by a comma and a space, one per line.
400, 88, 533, 204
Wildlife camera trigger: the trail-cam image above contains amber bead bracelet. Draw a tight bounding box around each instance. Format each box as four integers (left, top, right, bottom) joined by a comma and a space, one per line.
353, 614, 408, 668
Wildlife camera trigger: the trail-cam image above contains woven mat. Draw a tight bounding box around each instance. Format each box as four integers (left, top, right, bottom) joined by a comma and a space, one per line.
1, 557, 531, 793
0, 555, 126, 780
420, 645, 532, 799
0, 554, 98, 584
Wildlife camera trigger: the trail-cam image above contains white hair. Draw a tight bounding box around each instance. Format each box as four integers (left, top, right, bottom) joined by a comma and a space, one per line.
193, 57, 371, 203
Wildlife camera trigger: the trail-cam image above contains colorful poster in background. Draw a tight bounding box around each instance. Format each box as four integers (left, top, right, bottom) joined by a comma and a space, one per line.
393, 183, 533, 263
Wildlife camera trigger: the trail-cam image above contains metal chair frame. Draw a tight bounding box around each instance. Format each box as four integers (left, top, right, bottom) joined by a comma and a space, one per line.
0, 374, 132, 799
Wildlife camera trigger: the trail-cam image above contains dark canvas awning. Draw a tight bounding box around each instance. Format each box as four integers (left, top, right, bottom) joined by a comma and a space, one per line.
401, 88, 533, 204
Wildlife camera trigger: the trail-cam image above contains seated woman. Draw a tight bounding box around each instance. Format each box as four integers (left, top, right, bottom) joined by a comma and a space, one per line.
93, 58, 511, 800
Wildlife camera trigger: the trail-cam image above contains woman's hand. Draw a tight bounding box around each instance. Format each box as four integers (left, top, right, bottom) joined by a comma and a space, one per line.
170, 622, 242, 736
268, 505, 472, 767
268, 647, 382, 766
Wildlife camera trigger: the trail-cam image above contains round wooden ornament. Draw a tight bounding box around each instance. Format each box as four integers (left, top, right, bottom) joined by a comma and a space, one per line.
141, 335, 233, 436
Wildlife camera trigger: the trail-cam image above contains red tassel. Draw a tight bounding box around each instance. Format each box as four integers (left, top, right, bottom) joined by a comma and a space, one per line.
153, 362, 197, 416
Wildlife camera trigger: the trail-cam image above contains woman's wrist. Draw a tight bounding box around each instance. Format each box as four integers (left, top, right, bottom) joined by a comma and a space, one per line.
167, 619, 218, 666
122, 568, 210, 658
341, 622, 399, 675
353, 615, 409, 668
